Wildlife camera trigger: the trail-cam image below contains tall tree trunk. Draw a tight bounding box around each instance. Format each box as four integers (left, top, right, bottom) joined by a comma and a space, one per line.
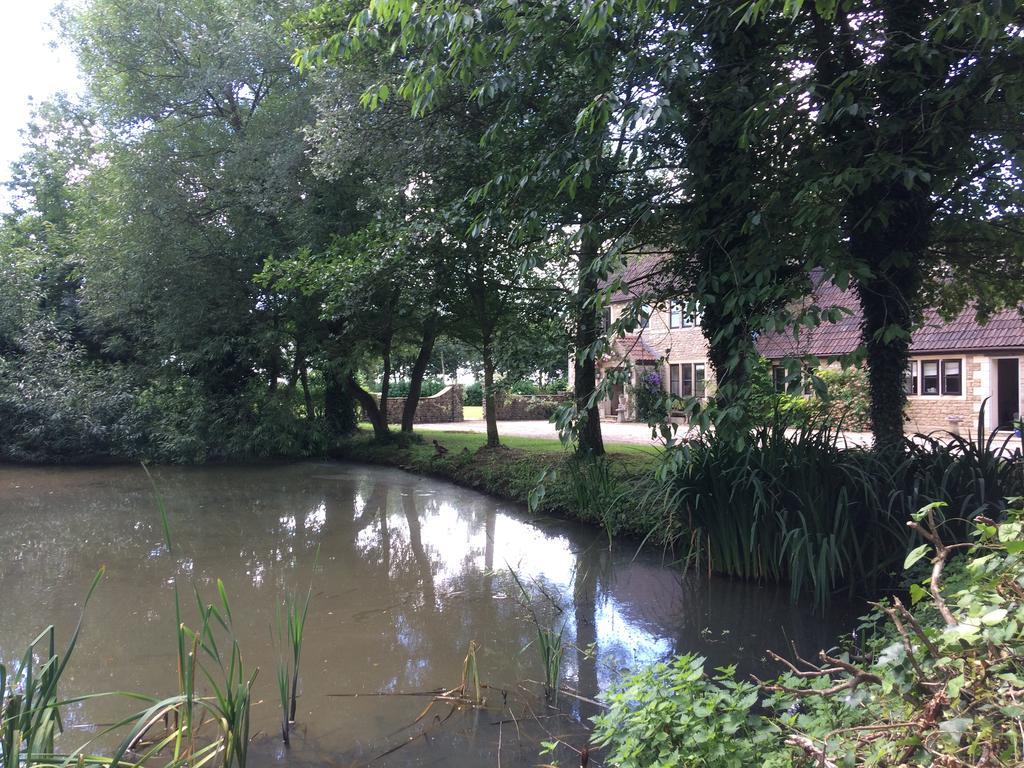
574, 232, 605, 457
346, 375, 390, 441
401, 317, 440, 433
702, 300, 753, 410
809, 3, 933, 452
848, 187, 928, 451
379, 332, 393, 428
323, 367, 357, 437
482, 337, 500, 448
287, 346, 302, 393
299, 362, 315, 424
268, 351, 280, 392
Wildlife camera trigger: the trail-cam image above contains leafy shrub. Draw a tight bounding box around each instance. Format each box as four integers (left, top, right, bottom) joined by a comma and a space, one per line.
465, 380, 483, 406
593, 655, 787, 768
814, 366, 871, 430
0, 334, 151, 462
641, 416, 1022, 607
509, 379, 539, 395
763, 500, 1024, 766
633, 370, 667, 422
746, 357, 812, 427
384, 377, 446, 398
542, 376, 568, 393
595, 500, 1024, 768
0, 329, 326, 464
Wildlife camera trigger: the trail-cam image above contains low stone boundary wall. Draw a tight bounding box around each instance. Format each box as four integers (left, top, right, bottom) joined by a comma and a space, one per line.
374, 385, 464, 424
486, 392, 571, 421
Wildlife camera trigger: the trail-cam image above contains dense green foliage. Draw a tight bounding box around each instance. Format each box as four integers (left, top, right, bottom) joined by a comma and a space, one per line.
0, 0, 572, 462
464, 381, 483, 407
641, 420, 1022, 607
0, 0, 1020, 461
592, 655, 785, 768
593, 499, 1024, 767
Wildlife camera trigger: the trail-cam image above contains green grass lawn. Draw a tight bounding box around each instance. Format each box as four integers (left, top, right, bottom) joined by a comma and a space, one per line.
416, 427, 660, 461
334, 426, 662, 536
354, 422, 660, 468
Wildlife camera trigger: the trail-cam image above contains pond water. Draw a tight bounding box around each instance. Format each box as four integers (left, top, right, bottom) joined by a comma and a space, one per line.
0, 462, 860, 766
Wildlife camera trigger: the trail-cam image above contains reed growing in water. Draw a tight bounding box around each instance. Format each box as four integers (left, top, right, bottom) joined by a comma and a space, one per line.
273, 547, 317, 745
635, 411, 1023, 608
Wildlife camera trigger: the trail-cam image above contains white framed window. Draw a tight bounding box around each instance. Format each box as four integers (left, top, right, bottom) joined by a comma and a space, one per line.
921, 360, 940, 395
942, 359, 962, 396
669, 363, 708, 398
669, 301, 683, 329
772, 365, 787, 393
904, 361, 918, 395
682, 301, 702, 327
695, 364, 706, 397
639, 305, 651, 330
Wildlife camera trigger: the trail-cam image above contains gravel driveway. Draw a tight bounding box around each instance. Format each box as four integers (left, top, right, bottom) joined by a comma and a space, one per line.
419, 418, 665, 445
419, 418, 884, 449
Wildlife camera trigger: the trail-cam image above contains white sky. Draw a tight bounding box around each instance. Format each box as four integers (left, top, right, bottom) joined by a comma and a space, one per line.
0, 1, 82, 199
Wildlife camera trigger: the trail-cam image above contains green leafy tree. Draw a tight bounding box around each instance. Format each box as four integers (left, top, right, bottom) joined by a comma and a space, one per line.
743, 0, 1024, 448
294, 0, 671, 456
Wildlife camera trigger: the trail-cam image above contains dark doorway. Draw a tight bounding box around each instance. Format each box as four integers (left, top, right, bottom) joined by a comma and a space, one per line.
996, 358, 1020, 430
609, 383, 623, 418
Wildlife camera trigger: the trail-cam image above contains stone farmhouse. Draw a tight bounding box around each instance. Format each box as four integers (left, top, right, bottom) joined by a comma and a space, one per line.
590, 264, 1024, 434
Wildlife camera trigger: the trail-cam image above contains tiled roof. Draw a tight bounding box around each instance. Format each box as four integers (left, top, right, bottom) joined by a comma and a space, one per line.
911, 308, 1024, 353
608, 333, 661, 364
755, 275, 862, 359
600, 253, 676, 304
755, 272, 1024, 358
606, 258, 1024, 358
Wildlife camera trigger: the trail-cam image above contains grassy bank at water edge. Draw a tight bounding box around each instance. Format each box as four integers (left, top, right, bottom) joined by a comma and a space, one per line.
329, 428, 663, 536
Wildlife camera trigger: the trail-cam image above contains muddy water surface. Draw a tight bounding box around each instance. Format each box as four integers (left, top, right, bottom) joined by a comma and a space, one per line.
0, 463, 859, 766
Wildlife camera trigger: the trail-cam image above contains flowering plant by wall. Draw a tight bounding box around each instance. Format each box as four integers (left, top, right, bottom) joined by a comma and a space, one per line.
634, 369, 666, 422
641, 371, 662, 391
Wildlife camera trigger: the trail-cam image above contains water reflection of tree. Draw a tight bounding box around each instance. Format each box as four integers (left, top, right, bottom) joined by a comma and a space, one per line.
402, 491, 436, 610
572, 544, 605, 718
0, 463, 861, 766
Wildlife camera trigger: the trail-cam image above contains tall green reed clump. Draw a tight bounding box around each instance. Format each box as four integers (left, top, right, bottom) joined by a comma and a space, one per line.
642, 409, 1023, 608
508, 568, 565, 704
535, 625, 565, 704
145, 466, 256, 768
0, 570, 104, 768
551, 456, 635, 545
273, 548, 318, 746
903, 427, 1024, 526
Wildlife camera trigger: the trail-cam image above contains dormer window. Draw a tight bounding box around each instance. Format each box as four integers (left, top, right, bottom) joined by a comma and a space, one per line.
639, 305, 652, 330
687, 302, 702, 326
669, 301, 683, 329
670, 300, 700, 328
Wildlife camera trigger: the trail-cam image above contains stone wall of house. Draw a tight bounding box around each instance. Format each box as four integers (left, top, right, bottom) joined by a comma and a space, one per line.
375, 385, 464, 424
601, 303, 717, 419
904, 356, 986, 435
608, 302, 710, 364
486, 392, 571, 421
